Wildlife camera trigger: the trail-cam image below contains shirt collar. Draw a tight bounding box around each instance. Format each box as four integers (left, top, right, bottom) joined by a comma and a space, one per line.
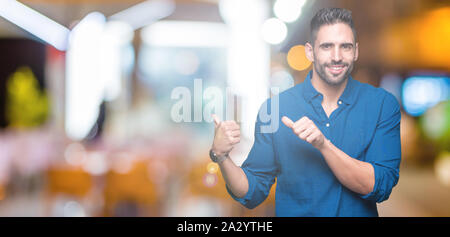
301, 70, 358, 105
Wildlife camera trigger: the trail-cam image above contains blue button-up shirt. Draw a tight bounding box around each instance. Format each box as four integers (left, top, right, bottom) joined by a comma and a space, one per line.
228, 71, 401, 217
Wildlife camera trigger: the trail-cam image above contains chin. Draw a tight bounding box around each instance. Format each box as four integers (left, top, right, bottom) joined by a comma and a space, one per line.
326, 74, 347, 86
314, 62, 353, 87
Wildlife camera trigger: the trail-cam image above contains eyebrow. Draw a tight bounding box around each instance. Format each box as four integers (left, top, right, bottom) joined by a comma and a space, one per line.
319, 42, 354, 47
341, 43, 354, 47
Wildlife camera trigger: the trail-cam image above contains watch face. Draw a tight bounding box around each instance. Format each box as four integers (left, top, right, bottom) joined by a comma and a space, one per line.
209, 149, 218, 162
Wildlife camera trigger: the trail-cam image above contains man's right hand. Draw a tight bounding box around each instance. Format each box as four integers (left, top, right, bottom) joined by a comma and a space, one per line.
211, 114, 241, 157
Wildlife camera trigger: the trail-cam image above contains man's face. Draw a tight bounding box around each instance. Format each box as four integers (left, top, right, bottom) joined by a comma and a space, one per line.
308, 22, 358, 86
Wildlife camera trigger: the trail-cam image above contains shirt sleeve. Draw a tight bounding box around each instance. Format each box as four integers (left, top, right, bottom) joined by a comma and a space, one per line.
359, 92, 402, 203
227, 100, 279, 209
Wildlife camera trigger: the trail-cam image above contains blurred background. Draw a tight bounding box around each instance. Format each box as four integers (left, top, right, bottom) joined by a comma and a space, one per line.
0, 0, 449, 217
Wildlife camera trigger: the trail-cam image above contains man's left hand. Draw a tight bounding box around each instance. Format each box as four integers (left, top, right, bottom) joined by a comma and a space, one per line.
282, 116, 327, 150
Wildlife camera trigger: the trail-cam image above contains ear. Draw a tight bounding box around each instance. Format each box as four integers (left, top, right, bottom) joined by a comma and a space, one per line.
305, 42, 314, 62
354, 42, 359, 61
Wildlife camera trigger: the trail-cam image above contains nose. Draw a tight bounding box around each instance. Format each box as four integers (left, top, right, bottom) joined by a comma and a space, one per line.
331, 47, 343, 62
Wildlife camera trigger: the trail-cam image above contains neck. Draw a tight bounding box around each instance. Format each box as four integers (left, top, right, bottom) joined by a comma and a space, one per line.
310, 70, 348, 105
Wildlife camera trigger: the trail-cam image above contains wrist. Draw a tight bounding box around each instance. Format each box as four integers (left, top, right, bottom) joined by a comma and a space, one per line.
209, 149, 229, 163
318, 138, 331, 152
211, 146, 227, 157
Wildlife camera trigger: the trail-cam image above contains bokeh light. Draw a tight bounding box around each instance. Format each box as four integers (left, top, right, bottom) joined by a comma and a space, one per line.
206, 162, 219, 174
64, 142, 87, 166
63, 200, 86, 217
421, 101, 450, 141
287, 45, 311, 71
202, 173, 218, 188
434, 151, 450, 187
402, 76, 449, 116
273, 0, 306, 23
261, 18, 287, 45
174, 50, 200, 76
270, 69, 295, 95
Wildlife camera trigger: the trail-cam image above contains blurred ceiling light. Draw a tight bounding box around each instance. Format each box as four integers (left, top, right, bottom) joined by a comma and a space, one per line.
66, 13, 136, 141
100, 20, 134, 102
0, 0, 70, 50
287, 44, 311, 71
141, 21, 228, 48
261, 18, 287, 45
273, 0, 306, 23
102, 21, 134, 46
66, 12, 107, 141
219, 0, 270, 152
219, 0, 266, 26
402, 76, 449, 116
109, 0, 175, 30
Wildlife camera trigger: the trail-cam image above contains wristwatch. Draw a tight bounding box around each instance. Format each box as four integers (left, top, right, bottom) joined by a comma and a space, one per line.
209, 149, 228, 164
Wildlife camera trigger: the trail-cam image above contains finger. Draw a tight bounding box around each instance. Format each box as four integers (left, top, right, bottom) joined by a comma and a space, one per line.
224, 120, 239, 129
306, 130, 321, 144
293, 121, 311, 135
227, 130, 241, 137
212, 114, 221, 127
230, 137, 240, 145
293, 116, 310, 128
224, 124, 240, 133
299, 126, 315, 140
282, 116, 294, 128
293, 118, 315, 134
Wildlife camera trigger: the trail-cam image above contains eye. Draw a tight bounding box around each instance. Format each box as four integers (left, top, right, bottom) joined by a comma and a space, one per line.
342, 44, 353, 50
321, 44, 332, 50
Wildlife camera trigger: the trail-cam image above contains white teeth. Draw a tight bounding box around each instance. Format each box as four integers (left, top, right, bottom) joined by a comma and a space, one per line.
329, 66, 344, 70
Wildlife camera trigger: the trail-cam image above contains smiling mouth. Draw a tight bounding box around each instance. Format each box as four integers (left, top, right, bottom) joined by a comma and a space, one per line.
327, 65, 346, 75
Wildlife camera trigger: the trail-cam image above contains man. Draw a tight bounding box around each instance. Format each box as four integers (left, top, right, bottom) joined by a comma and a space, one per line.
209, 8, 401, 217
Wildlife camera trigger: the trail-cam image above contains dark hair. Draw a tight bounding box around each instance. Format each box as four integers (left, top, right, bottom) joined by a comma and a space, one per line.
310, 8, 357, 45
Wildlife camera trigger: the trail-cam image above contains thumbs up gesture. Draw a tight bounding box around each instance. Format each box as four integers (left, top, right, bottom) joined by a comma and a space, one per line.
211, 114, 241, 157
282, 116, 326, 150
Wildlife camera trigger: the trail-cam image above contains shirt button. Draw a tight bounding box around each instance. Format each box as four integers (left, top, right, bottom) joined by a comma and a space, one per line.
326, 123, 330, 127
338, 100, 342, 105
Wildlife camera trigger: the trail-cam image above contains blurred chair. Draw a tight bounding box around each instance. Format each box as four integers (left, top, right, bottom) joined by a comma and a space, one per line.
103, 160, 159, 216
181, 158, 275, 216
44, 166, 93, 216
0, 183, 5, 202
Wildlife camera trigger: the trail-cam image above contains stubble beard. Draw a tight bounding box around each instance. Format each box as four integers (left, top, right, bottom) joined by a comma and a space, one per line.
313, 58, 354, 87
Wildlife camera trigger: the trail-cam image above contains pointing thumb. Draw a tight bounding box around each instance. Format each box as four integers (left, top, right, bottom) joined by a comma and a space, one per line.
212, 114, 221, 127
282, 116, 294, 128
